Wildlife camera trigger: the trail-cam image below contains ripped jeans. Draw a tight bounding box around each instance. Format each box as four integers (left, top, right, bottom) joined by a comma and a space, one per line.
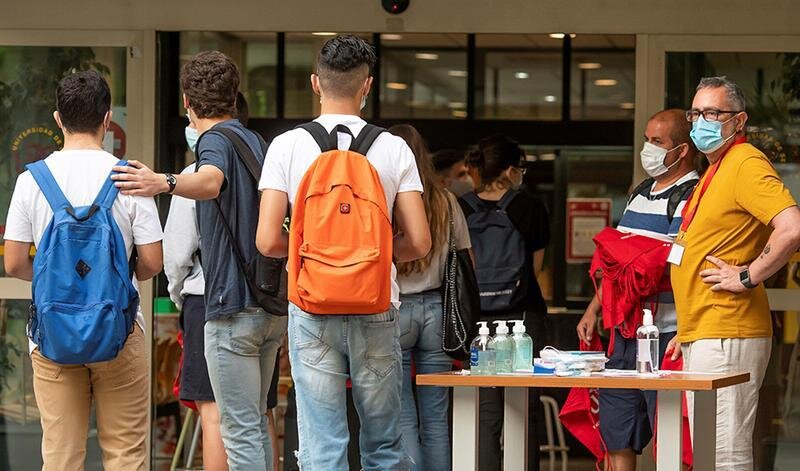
288, 304, 411, 471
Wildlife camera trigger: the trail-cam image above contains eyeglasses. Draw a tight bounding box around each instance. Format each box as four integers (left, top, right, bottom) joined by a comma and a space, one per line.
685, 108, 741, 122
516, 166, 527, 176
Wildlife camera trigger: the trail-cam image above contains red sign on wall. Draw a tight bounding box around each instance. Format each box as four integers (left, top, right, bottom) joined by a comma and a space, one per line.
566, 198, 612, 263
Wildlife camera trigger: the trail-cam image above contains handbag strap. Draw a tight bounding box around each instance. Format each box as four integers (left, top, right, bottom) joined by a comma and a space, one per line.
446, 194, 456, 252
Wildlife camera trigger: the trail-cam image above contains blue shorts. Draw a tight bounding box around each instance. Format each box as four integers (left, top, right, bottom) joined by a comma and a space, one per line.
598, 329, 676, 453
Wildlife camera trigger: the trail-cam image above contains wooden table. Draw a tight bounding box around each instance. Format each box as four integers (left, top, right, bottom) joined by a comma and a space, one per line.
416, 371, 750, 471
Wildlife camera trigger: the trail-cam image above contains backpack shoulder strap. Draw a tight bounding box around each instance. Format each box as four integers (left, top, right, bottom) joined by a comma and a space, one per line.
212, 127, 263, 183
93, 160, 126, 209
666, 178, 699, 223
296, 122, 337, 153
26, 160, 71, 212
460, 192, 483, 213
349, 124, 385, 156
628, 177, 655, 205
496, 188, 519, 211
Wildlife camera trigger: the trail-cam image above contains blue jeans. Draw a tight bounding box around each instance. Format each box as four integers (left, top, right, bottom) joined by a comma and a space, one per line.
205, 308, 288, 470
399, 291, 452, 471
288, 303, 411, 471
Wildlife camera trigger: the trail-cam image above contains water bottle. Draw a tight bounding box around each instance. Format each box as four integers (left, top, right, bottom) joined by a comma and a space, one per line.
636, 309, 660, 373
511, 320, 533, 372
469, 322, 496, 375
493, 320, 514, 374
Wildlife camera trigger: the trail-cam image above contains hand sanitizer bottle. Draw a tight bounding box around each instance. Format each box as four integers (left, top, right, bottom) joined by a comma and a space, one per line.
493, 320, 514, 374
511, 320, 533, 372
636, 309, 660, 374
470, 322, 496, 375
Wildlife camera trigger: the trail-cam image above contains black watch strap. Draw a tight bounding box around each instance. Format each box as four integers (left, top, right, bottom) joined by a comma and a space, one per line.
740, 268, 756, 289
165, 173, 177, 194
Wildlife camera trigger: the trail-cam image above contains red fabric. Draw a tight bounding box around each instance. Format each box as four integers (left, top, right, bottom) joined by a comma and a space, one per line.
589, 227, 672, 347
172, 331, 198, 411
559, 335, 606, 463
653, 353, 694, 468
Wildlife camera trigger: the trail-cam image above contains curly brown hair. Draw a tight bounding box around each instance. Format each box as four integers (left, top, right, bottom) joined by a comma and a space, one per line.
180, 51, 239, 119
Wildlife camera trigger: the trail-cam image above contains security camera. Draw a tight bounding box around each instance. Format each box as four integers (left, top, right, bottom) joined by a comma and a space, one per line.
382, 0, 410, 14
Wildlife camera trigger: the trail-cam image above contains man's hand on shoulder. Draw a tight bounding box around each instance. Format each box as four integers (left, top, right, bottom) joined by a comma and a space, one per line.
699, 255, 748, 294
112, 160, 169, 197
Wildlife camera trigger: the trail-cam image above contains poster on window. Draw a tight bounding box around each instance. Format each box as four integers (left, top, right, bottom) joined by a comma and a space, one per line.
566, 198, 611, 263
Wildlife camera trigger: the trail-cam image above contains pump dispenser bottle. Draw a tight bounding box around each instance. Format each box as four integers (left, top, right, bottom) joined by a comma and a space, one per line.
511, 320, 533, 372
636, 309, 660, 373
470, 322, 496, 375
493, 320, 514, 374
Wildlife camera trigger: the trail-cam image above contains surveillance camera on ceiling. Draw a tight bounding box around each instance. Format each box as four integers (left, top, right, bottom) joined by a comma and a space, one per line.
382, 0, 410, 14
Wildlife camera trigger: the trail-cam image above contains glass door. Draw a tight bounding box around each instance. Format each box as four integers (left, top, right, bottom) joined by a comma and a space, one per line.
0, 30, 151, 470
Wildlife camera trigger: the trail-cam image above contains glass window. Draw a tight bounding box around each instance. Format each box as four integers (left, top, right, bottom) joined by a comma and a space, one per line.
666, 52, 800, 163
179, 32, 278, 118
284, 33, 373, 119
475, 34, 562, 120
570, 35, 635, 120
380, 34, 467, 119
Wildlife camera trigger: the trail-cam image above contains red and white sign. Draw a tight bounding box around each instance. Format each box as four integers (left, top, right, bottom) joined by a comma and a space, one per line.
566, 198, 611, 263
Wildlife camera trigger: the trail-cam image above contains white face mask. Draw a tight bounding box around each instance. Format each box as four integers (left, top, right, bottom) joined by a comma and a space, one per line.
640, 141, 683, 178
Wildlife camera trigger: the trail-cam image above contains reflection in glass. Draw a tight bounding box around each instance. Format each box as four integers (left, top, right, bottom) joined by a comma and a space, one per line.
569, 35, 635, 120
380, 34, 467, 119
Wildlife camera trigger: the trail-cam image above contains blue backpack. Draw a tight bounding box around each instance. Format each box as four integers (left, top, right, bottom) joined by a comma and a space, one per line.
26, 160, 139, 364
462, 189, 528, 312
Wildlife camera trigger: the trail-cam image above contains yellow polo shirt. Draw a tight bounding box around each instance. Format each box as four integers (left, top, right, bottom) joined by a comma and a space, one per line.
671, 142, 797, 342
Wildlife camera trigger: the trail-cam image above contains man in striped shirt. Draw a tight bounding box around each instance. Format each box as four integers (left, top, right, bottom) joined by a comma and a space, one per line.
576, 109, 700, 471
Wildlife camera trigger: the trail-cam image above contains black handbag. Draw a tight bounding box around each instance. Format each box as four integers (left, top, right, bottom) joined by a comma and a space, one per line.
202, 127, 289, 317
441, 198, 481, 361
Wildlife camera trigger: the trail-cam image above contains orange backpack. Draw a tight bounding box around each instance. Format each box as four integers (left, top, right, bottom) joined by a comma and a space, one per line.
288, 123, 393, 315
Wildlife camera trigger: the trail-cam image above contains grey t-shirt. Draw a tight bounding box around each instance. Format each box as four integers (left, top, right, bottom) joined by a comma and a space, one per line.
398, 191, 471, 294
196, 119, 265, 320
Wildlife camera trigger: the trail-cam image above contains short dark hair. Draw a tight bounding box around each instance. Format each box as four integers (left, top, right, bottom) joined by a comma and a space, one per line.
432, 149, 466, 173
315, 35, 376, 99
180, 51, 239, 119
55, 70, 111, 134
466, 134, 523, 190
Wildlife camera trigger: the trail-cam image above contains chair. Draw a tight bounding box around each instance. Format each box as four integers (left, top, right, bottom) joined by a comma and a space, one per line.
540, 395, 569, 471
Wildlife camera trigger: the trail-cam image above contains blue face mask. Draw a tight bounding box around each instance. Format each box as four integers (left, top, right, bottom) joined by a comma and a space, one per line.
185, 126, 199, 153
690, 114, 739, 154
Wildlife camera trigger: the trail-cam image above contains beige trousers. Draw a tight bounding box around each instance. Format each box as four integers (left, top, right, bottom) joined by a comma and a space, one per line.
31, 325, 149, 471
682, 337, 771, 471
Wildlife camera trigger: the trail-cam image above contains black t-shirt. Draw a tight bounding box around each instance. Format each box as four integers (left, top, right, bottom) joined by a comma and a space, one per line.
459, 188, 550, 318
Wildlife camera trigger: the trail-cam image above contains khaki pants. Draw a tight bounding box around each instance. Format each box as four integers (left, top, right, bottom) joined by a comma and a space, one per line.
682, 337, 771, 471
31, 325, 148, 471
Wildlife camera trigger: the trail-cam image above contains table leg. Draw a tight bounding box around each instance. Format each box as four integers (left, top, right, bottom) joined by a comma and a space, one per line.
692, 390, 717, 470
503, 387, 528, 471
453, 386, 479, 471
656, 390, 683, 471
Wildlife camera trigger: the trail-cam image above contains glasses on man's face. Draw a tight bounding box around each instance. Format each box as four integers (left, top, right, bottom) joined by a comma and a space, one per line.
685, 108, 741, 123
516, 166, 527, 176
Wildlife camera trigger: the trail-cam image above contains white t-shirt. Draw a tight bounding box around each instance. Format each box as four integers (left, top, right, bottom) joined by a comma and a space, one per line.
258, 114, 424, 309
398, 191, 471, 294
4, 150, 163, 348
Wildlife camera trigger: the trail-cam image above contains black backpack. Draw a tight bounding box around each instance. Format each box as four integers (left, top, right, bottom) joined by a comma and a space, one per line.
462, 189, 528, 312
628, 177, 699, 223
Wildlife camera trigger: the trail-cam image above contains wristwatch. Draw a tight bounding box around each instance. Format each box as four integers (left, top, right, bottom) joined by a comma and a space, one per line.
165, 173, 177, 194
739, 268, 756, 289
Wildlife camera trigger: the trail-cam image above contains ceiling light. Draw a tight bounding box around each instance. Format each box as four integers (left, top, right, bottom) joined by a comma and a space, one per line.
594, 79, 618, 87
549, 33, 576, 39
415, 52, 439, 60
452, 110, 467, 118
448, 70, 467, 78
544, 95, 557, 103
448, 102, 466, 109
381, 34, 403, 41
514, 72, 530, 79
386, 82, 408, 90
619, 102, 635, 110
578, 62, 602, 70
312, 32, 337, 36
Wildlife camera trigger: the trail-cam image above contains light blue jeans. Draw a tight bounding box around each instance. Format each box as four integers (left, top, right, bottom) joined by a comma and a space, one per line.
205, 308, 288, 470
399, 291, 453, 471
288, 303, 412, 471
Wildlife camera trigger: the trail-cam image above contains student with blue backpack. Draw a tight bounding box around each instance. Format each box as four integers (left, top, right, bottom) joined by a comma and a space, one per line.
3, 70, 163, 470
459, 134, 550, 471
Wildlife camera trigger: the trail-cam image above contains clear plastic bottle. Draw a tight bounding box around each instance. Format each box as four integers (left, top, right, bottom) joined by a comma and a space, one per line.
511, 320, 533, 372
493, 320, 514, 374
636, 309, 660, 374
469, 322, 496, 375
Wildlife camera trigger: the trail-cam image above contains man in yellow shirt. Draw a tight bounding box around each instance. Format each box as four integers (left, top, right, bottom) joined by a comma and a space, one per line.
671, 76, 800, 470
